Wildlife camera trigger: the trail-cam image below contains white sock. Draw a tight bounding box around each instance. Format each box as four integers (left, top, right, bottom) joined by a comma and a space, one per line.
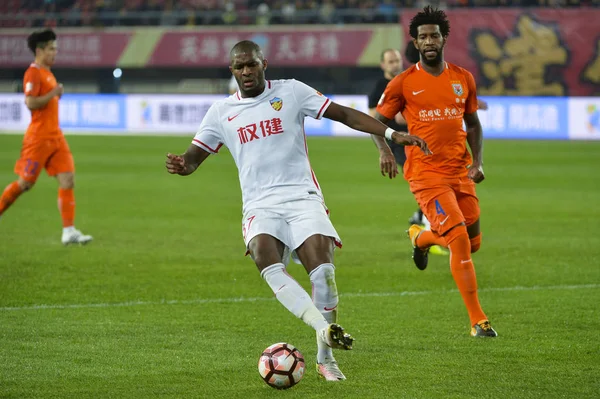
310, 263, 338, 363
309, 263, 338, 324
261, 263, 328, 332
63, 226, 75, 234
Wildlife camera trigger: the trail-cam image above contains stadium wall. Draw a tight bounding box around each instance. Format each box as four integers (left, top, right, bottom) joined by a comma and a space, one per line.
1, 8, 599, 96
0, 93, 598, 140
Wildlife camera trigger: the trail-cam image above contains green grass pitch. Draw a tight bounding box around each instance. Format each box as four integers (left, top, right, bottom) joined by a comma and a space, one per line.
1, 135, 599, 398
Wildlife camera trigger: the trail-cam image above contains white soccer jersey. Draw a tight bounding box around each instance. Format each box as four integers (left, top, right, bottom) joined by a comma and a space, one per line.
193, 79, 332, 214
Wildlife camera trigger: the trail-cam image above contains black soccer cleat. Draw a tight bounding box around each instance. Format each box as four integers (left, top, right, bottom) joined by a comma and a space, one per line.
471, 320, 498, 337
407, 224, 429, 270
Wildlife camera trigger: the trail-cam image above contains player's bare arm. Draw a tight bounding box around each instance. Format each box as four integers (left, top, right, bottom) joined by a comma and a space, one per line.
165, 144, 210, 176
324, 102, 431, 155
368, 108, 398, 179
25, 83, 63, 110
464, 111, 484, 183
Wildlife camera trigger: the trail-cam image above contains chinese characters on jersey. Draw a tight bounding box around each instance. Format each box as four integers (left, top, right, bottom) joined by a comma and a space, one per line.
237, 118, 284, 144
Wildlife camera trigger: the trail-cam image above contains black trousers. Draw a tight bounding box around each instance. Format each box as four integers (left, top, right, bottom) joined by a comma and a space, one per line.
386, 139, 406, 167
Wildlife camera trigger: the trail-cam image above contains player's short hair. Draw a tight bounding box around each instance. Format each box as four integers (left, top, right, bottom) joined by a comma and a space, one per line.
405, 41, 420, 64
380, 49, 399, 62
409, 5, 450, 39
27, 29, 57, 54
230, 40, 264, 62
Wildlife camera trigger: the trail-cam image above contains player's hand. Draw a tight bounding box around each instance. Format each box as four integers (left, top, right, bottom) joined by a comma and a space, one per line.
477, 99, 489, 110
468, 163, 485, 183
166, 153, 187, 175
379, 150, 399, 179
391, 132, 432, 155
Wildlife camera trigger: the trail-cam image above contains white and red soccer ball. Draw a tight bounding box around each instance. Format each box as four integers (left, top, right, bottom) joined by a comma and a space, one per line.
258, 342, 305, 389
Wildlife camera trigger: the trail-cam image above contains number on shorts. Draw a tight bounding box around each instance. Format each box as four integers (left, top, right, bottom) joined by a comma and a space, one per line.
435, 199, 446, 216
25, 159, 39, 175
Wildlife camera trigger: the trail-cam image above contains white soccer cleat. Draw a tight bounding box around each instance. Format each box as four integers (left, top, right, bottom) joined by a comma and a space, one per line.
317, 323, 354, 350
61, 228, 93, 245
316, 360, 346, 381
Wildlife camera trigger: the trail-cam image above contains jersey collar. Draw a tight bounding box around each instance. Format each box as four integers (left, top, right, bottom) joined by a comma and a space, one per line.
236, 80, 272, 101
415, 61, 448, 71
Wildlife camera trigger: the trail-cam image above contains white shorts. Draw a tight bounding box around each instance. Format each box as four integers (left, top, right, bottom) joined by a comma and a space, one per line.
242, 198, 342, 265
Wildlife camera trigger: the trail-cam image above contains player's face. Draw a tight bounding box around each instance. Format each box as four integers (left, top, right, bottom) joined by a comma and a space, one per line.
414, 25, 445, 66
380, 50, 402, 78
38, 40, 58, 66
230, 51, 268, 98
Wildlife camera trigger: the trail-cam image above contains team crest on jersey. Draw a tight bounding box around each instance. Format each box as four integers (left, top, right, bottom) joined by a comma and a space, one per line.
451, 82, 464, 96
270, 97, 283, 111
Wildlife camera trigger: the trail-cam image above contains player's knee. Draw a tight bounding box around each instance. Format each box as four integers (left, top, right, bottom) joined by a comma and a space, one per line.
17, 178, 34, 192
470, 234, 482, 253
250, 246, 281, 270
443, 224, 469, 248
57, 173, 75, 189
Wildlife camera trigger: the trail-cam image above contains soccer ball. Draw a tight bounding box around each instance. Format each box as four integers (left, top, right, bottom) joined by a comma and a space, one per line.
258, 342, 305, 389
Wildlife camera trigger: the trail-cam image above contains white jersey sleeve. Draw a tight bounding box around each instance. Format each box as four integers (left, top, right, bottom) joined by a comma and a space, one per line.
290, 79, 331, 120
192, 104, 224, 154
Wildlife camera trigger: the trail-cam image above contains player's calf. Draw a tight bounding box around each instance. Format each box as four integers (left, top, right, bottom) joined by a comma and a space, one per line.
0, 180, 28, 216
309, 263, 338, 324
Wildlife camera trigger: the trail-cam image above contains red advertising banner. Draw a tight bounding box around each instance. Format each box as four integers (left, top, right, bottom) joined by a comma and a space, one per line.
401, 8, 600, 96
148, 30, 373, 67
0, 32, 131, 67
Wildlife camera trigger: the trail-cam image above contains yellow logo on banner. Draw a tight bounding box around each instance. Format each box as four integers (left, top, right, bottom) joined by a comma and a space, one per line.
473, 15, 568, 96
583, 40, 600, 87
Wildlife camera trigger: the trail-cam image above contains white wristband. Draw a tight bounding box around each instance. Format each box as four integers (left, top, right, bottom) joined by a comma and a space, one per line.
384, 128, 394, 140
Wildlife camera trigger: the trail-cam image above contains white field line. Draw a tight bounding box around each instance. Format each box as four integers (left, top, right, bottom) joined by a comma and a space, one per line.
0, 283, 598, 312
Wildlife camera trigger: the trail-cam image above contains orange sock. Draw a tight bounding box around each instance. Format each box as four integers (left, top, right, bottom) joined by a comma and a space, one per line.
446, 227, 487, 326
58, 188, 75, 227
416, 230, 446, 248
0, 181, 23, 216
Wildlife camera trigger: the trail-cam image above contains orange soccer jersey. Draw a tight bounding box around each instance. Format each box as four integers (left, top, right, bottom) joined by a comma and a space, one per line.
15, 64, 72, 182
23, 63, 61, 139
376, 61, 478, 182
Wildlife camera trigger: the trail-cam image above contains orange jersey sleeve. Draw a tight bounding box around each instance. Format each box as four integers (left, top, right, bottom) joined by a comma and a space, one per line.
385, 63, 478, 181
23, 65, 61, 139
23, 67, 42, 97
376, 71, 408, 120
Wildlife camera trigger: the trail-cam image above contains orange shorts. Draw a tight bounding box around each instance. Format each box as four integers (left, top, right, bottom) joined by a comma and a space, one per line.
14, 135, 74, 183
410, 177, 480, 236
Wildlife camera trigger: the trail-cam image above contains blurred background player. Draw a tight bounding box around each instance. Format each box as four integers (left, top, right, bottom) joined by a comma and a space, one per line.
368, 49, 407, 176
375, 7, 497, 337
0, 29, 92, 245
166, 40, 429, 381
369, 48, 448, 256
228, 75, 238, 95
